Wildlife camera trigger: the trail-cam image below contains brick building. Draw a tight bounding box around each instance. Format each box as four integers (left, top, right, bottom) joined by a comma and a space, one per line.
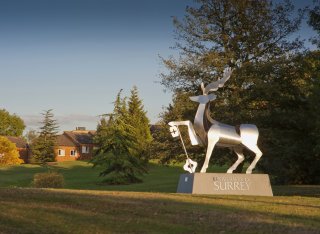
55, 128, 96, 162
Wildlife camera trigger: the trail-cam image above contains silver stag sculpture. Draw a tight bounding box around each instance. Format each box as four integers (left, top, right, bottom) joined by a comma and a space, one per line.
169, 67, 262, 174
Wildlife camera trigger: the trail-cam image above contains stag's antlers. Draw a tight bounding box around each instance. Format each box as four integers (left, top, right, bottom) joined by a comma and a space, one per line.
203, 67, 233, 94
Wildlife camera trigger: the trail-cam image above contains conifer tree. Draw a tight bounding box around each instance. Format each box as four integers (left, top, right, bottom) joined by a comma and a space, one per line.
93, 117, 109, 155
91, 90, 147, 184
127, 86, 152, 160
31, 109, 59, 164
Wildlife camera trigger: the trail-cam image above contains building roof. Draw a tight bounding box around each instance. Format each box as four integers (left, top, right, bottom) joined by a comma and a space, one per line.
56, 134, 77, 147
150, 124, 161, 133
64, 131, 95, 145
6, 136, 28, 148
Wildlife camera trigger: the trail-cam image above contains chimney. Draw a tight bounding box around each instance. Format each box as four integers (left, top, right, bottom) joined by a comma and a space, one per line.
76, 127, 86, 131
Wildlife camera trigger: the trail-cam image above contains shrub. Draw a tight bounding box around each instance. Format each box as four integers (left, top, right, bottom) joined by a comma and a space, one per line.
33, 172, 64, 188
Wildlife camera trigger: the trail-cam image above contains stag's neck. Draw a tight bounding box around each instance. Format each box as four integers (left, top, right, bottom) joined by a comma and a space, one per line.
194, 103, 212, 144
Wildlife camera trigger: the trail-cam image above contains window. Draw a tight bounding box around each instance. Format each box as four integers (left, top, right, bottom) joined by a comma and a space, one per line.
82, 146, 89, 154
70, 150, 77, 156
58, 149, 65, 156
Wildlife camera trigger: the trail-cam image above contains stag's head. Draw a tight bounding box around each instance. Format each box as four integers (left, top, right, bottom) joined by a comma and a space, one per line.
189, 67, 233, 104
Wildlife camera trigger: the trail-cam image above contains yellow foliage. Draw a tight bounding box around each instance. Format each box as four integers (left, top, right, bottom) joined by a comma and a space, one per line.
0, 136, 23, 166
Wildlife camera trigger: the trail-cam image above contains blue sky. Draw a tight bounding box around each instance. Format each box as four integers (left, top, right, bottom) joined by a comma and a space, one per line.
0, 0, 317, 133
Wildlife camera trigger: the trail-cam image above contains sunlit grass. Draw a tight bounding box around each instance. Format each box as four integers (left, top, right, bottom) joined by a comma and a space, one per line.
1, 161, 320, 233
0, 188, 319, 233
0, 160, 183, 192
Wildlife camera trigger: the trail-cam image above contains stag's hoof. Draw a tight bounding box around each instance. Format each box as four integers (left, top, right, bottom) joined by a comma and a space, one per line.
200, 168, 207, 173
246, 169, 252, 174
227, 169, 233, 174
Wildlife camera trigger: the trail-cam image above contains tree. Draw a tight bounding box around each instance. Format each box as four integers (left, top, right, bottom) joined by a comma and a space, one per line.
31, 110, 59, 164
0, 109, 25, 137
151, 91, 205, 164
155, 0, 320, 184
91, 90, 147, 184
24, 129, 39, 145
161, 0, 303, 93
127, 86, 152, 160
309, 1, 320, 47
252, 53, 320, 184
93, 117, 110, 156
0, 136, 23, 166
308, 2, 320, 184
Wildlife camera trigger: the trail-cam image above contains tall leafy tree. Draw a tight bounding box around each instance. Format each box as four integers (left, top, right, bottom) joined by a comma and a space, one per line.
161, 0, 303, 93
127, 86, 152, 160
0, 109, 25, 137
155, 0, 320, 184
151, 91, 204, 164
253, 53, 320, 184
91, 90, 147, 184
24, 129, 39, 145
31, 110, 59, 164
309, 0, 320, 47
0, 136, 23, 166
307, 5, 320, 183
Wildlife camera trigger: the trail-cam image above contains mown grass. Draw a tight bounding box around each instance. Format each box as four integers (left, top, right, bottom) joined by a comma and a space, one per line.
0, 161, 183, 192
1, 161, 320, 197
1, 161, 320, 233
0, 160, 230, 192
0, 188, 319, 234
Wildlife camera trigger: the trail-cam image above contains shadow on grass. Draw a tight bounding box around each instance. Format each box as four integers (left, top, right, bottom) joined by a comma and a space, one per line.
273, 185, 320, 198
0, 188, 319, 234
191, 194, 320, 209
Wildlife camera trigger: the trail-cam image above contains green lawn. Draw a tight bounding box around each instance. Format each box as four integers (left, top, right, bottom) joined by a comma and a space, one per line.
0, 161, 183, 192
1, 161, 320, 196
0, 188, 319, 233
1, 161, 320, 233
0, 160, 230, 192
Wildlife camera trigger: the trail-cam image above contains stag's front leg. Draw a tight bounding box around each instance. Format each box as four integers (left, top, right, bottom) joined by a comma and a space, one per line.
227, 147, 245, 173
200, 128, 219, 173
245, 144, 263, 174
168, 121, 201, 145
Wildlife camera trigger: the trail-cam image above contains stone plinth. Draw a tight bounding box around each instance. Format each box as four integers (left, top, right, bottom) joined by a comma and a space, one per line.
177, 173, 273, 196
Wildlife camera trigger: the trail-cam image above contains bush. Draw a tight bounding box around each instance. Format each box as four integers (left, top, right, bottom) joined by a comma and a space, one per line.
33, 172, 64, 188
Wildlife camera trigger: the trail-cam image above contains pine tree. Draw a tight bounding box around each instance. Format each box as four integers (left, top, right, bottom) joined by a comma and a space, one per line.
91, 90, 147, 184
31, 109, 59, 164
127, 86, 152, 160
93, 117, 109, 156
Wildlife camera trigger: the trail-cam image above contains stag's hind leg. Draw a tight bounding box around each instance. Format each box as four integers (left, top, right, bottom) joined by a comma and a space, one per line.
227, 147, 245, 173
243, 144, 262, 174
240, 124, 261, 174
